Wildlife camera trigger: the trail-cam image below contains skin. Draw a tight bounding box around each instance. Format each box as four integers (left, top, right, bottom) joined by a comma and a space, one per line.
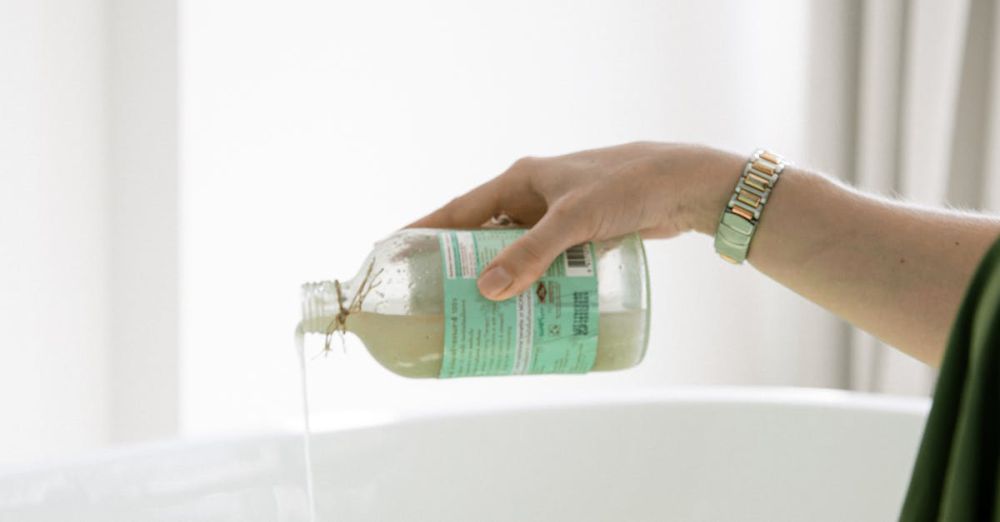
408, 142, 1000, 366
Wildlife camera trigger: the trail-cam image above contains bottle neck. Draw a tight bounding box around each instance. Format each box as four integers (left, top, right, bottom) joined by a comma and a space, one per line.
300, 279, 355, 335
300, 254, 381, 335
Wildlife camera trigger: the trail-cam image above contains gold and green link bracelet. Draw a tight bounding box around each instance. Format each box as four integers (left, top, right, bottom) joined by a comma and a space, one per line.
714, 149, 787, 264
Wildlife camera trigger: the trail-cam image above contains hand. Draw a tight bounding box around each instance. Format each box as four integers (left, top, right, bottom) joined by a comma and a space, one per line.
408, 142, 743, 300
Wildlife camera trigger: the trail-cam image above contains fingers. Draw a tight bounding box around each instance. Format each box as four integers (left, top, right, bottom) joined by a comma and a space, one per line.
407, 156, 550, 229
477, 199, 593, 301
406, 178, 502, 229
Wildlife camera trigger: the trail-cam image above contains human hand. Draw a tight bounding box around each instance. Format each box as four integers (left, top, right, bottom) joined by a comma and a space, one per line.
408, 142, 743, 300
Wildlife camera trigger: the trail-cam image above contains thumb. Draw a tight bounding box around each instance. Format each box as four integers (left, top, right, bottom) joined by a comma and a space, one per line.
477, 204, 592, 301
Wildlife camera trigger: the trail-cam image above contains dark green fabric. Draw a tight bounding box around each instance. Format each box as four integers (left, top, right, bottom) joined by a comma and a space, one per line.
900, 236, 1000, 521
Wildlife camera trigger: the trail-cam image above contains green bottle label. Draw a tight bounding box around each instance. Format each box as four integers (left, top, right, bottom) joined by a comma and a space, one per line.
438, 229, 599, 378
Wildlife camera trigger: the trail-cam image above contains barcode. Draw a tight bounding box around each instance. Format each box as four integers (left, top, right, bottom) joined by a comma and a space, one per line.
563, 243, 593, 277
565, 245, 587, 267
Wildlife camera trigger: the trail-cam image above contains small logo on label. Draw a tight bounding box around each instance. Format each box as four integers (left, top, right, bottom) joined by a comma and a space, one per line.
536, 282, 548, 303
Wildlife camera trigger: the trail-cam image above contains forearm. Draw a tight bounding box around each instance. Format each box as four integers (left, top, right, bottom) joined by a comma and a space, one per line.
411, 141, 1000, 361
689, 155, 1000, 365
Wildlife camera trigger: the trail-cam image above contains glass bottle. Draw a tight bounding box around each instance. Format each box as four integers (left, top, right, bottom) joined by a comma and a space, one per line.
299, 228, 650, 378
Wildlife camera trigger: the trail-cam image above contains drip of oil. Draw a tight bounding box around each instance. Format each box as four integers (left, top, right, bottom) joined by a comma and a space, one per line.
295, 325, 317, 522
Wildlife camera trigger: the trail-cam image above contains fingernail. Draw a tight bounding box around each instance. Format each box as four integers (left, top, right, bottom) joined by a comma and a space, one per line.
478, 266, 513, 299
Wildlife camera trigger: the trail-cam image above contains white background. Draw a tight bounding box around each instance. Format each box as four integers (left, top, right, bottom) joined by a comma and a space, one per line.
1, 0, 919, 466
180, 0, 844, 436
1, 0, 111, 465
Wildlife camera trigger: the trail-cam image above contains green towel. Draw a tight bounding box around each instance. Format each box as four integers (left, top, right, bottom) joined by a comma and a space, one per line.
900, 236, 1000, 521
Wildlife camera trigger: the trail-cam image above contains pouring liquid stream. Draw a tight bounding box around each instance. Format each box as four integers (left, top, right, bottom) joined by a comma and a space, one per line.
295, 325, 317, 522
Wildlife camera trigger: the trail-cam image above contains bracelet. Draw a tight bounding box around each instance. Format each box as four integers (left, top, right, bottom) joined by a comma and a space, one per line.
713, 149, 787, 264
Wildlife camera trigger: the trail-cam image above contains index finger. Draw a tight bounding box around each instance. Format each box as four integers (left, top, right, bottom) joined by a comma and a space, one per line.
405, 178, 503, 229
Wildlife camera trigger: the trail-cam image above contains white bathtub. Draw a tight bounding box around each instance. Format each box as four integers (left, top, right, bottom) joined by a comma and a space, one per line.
0, 387, 929, 522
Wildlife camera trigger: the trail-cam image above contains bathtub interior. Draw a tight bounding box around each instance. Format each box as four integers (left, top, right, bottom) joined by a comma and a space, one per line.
0, 388, 929, 522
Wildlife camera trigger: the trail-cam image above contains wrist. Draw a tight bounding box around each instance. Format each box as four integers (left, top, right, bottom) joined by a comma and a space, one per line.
685, 148, 746, 236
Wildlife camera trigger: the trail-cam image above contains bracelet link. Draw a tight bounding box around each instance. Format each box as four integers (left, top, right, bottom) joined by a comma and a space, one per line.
714, 149, 787, 264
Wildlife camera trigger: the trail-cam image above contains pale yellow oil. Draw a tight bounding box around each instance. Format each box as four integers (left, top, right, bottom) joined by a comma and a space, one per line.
299, 309, 647, 378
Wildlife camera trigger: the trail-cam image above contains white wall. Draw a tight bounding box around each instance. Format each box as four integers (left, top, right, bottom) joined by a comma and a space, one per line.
0, 0, 897, 461
179, 0, 847, 436
0, 0, 180, 465
0, 0, 111, 465
107, 0, 180, 445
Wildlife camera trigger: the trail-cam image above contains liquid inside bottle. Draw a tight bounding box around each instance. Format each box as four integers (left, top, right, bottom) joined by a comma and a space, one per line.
299, 228, 650, 378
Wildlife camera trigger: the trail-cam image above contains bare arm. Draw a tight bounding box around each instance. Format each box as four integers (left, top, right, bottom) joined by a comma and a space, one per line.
690, 157, 1000, 365
409, 143, 1000, 366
